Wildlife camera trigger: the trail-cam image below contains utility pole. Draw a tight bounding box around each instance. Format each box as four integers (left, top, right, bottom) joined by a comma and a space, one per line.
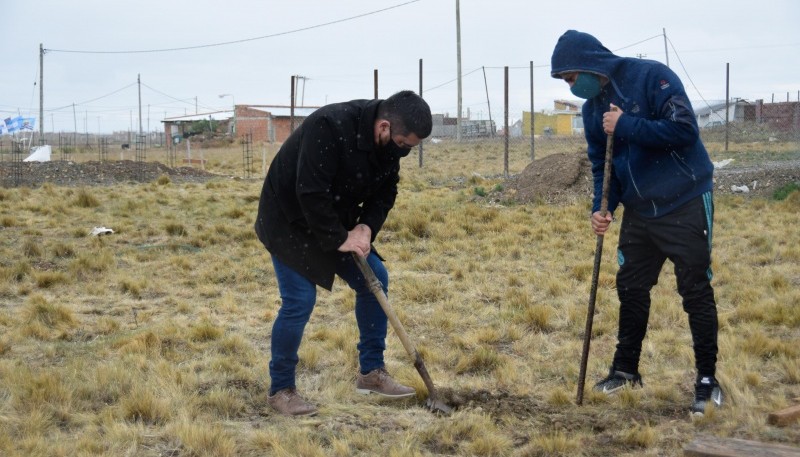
663, 28, 670, 67
455, 0, 462, 141
39, 44, 44, 144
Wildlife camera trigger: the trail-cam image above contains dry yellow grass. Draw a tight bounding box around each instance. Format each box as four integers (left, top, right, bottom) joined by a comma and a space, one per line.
0, 138, 798, 456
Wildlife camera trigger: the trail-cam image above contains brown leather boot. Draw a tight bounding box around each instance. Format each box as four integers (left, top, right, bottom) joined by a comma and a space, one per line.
267, 388, 318, 416
355, 367, 415, 398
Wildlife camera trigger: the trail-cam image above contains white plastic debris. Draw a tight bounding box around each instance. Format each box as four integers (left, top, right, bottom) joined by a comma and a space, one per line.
712, 158, 734, 169
731, 185, 750, 193
90, 226, 114, 236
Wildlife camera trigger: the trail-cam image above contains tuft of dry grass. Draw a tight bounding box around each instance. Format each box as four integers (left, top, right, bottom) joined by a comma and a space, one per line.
23, 294, 76, 328
73, 187, 100, 208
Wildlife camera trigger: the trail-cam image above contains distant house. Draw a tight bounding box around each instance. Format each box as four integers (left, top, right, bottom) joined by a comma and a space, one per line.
236, 105, 318, 143
522, 99, 584, 136
694, 99, 800, 131
554, 99, 581, 112
162, 105, 319, 147
694, 100, 749, 128
162, 110, 232, 146
430, 114, 496, 138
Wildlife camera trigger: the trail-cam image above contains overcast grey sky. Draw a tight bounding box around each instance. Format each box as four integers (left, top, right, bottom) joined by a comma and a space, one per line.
2, 0, 798, 134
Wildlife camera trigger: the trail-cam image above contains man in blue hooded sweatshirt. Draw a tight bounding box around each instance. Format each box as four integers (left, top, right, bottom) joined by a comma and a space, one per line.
551, 30, 722, 415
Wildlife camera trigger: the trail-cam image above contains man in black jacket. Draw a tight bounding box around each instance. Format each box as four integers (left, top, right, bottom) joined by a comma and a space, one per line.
255, 90, 432, 416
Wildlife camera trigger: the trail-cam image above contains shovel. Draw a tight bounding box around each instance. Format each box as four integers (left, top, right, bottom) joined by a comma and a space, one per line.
576, 107, 616, 405
351, 253, 453, 415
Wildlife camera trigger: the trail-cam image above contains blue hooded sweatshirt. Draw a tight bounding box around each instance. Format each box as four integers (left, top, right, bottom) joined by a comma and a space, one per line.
551, 30, 713, 218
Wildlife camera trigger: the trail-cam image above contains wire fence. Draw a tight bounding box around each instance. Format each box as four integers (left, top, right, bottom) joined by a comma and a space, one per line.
1, 93, 798, 186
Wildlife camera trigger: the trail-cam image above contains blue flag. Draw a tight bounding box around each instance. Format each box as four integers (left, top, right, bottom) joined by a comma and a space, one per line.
20, 117, 35, 131
3, 116, 35, 134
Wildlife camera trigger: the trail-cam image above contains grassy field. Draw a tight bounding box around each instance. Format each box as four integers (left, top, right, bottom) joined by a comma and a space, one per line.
0, 139, 799, 456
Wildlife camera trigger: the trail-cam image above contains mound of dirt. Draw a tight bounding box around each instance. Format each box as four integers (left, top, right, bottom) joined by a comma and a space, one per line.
504, 152, 592, 204
0, 160, 220, 188
503, 152, 800, 205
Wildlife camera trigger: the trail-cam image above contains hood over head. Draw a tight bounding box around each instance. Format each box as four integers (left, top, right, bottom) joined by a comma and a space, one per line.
551, 30, 620, 80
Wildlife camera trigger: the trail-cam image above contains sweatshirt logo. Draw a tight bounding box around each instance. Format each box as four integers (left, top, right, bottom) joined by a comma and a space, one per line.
660, 79, 670, 90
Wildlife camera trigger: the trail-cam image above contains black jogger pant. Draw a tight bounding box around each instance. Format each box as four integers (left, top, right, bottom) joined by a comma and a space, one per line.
612, 192, 718, 377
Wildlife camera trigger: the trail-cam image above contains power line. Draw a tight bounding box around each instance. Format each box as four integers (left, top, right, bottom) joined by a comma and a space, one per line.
426, 66, 483, 92
665, 36, 720, 118
45, 1, 420, 54
47, 83, 138, 112
613, 34, 663, 52
140, 82, 215, 111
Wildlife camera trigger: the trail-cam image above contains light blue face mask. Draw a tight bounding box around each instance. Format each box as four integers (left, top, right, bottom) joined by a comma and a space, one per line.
570, 73, 602, 99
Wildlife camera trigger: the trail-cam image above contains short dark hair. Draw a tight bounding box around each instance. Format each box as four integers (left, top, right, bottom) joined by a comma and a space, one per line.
378, 90, 432, 139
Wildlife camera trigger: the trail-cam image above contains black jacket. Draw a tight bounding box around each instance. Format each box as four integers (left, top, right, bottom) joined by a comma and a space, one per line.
255, 99, 409, 290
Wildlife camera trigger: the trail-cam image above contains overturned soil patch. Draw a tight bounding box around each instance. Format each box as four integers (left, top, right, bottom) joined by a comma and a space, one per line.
0, 160, 220, 188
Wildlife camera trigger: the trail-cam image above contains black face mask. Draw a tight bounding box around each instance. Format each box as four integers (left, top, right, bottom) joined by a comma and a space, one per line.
380, 127, 412, 158
379, 142, 410, 161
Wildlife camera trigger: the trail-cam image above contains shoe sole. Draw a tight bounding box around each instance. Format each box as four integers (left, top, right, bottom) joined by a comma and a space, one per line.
355, 388, 415, 398
598, 385, 624, 395
594, 383, 634, 395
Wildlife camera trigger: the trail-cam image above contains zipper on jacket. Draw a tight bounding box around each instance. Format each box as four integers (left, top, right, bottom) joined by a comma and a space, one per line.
625, 147, 658, 217
670, 151, 697, 181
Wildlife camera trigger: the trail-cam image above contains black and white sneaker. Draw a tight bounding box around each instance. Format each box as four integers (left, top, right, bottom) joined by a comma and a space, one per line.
692, 375, 723, 416
593, 367, 643, 394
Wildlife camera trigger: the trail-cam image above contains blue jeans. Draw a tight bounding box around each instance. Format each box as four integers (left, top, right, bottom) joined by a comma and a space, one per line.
269, 252, 388, 394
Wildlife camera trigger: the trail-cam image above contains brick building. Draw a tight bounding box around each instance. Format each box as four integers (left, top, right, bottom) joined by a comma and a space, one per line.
163, 105, 318, 147
747, 100, 800, 132
234, 105, 318, 143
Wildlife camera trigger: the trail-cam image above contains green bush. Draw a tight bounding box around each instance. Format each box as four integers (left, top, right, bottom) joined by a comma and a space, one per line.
773, 182, 800, 200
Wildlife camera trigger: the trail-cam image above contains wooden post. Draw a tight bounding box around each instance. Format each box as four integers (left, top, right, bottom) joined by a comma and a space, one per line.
503, 65, 509, 177
768, 404, 800, 426
374, 69, 378, 99
418, 58, 424, 168
530, 60, 535, 161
